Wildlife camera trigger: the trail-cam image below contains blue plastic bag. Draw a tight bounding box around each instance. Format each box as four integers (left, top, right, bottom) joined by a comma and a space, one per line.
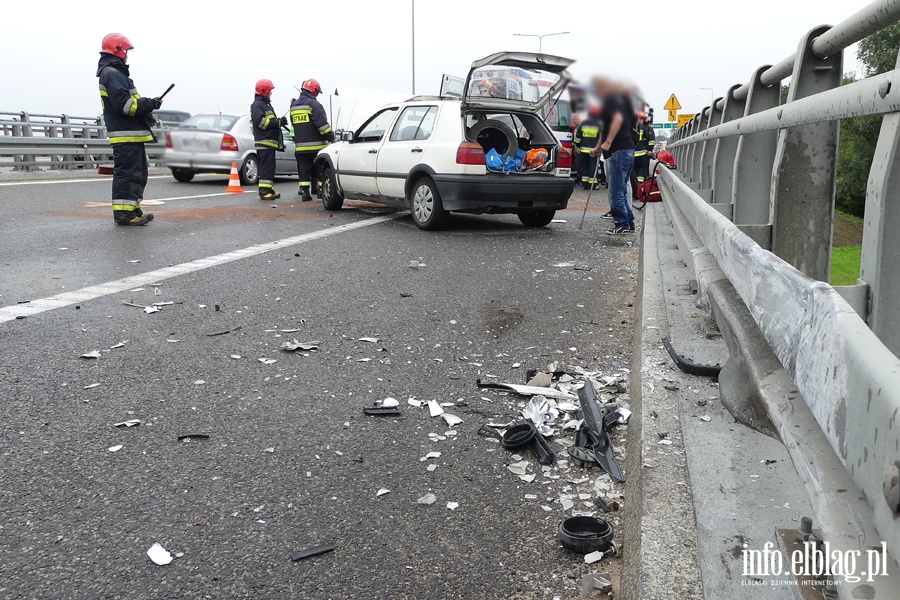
486, 148, 524, 173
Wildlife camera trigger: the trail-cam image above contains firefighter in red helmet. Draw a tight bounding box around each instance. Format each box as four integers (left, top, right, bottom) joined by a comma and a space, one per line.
290, 79, 334, 201
251, 79, 286, 200
97, 33, 161, 225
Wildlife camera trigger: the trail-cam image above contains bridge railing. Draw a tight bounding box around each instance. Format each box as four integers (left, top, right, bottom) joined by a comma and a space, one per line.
665, 0, 900, 592
0, 110, 165, 171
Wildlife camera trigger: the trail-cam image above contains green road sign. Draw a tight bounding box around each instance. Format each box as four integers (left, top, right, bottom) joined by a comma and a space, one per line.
652, 123, 677, 129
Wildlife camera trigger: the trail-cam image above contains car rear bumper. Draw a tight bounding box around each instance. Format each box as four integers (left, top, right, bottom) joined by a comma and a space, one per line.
165, 150, 243, 173
431, 173, 574, 213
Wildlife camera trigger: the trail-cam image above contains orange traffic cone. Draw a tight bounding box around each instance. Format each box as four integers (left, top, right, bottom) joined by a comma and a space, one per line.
225, 162, 243, 193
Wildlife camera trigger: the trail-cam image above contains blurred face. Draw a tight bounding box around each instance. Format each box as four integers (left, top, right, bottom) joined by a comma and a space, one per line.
592, 76, 613, 99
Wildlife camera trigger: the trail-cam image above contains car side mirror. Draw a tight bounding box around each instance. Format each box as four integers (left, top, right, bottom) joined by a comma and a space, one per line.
340, 130, 354, 142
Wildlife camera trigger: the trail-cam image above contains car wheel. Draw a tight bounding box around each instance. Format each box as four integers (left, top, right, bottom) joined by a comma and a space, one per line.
409, 177, 447, 231
240, 156, 259, 186
518, 209, 556, 228
321, 166, 343, 211
171, 168, 194, 183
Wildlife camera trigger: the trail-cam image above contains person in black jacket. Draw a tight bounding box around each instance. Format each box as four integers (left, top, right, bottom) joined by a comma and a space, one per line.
573, 105, 606, 189
290, 79, 334, 201
97, 33, 161, 226
251, 79, 286, 200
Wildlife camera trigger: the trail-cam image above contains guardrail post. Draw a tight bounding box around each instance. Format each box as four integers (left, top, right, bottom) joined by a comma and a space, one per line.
860, 47, 900, 355
699, 98, 726, 212
682, 116, 697, 179
770, 25, 842, 281
689, 109, 709, 184
711, 84, 745, 211
732, 65, 780, 248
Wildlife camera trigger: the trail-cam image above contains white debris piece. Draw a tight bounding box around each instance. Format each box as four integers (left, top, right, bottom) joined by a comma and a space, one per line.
258, 358, 277, 365
264, 447, 275, 453
424, 452, 442, 460
376, 488, 391, 497
658, 439, 673, 445
230, 355, 241, 359
442, 413, 463, 427
446, 502, 459, 510
426, 464, 438, 472
356, 358, 372, 363
486, 382, 576, 400
584, 551, 604, 564
520, 474, 536, 483
511, 363, 521, 369
113, 420, 140, 428
560, 497, 574, 511
84, 383, 101, 389
700, 415, 711, 422
407, 398, 423, 407
147, 543, 173, 566
381, 397, 400, 408
358, 337, 380, 343
109, 342, 127, 350
193, 380, 205, 385
143, 306, 160, 314
427, 400, 444, 417
507, 460, 529, 476
80, 350, 102, 359
417, 493, 437, 505
108, 445, 123, 452
281, 340, 319, 352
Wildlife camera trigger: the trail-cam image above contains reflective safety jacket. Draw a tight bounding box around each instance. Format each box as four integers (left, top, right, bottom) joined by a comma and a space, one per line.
635, 122, 656, 157
290, 90, 334, 153
251, 94, 284, 150
97, 53, 156, 144
573, 118, 602, 154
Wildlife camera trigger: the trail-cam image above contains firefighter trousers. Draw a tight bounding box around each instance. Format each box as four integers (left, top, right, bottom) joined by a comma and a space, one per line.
257, 147, 276, 197
111, 142, 148, 222
295, 151, 319, 193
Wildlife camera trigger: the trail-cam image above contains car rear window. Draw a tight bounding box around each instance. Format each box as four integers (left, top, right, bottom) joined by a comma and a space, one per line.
180, 114, 239, 131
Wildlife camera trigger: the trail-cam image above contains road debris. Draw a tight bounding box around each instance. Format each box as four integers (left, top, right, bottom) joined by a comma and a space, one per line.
84, 383, 101, 389
147, 543, 173, 566
417, 493, 437, 505
113, 420, 140, 428
442, 413, 463, 427
358, 337, 380, 343
177, 434, 210, 441
258, 358, 277, 365
289, 543, 335, 561
143, 306, 160, 315
584, 551, 604, 564
476, 379, 577, 401
446, 502, 459, 510
281, 340, 319, 352
80, 350, 102, 359
381, 397, 400, 408
206, 326, 242, 337
364, 406, 402, 417
427, 400, 444, 417
376, 488, 390, 497
109, 342, 127, 350
108, 445, 123, 452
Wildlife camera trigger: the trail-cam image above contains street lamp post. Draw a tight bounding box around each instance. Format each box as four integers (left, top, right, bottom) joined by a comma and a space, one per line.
700, 87, 714, 108
512, 31, 570, 53
411, 0, 416, 94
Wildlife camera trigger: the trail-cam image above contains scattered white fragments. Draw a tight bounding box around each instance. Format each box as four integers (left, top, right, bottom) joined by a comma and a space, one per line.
407, 399, 423, 407
446, 502, 459, 510
258, 358, 277, 365
147, 543, 173, 566
427, 400, 444, 417
80, 350, 102, 359
417, 493, 437, 505
108, 445, 123, 453
281, 340, 319, 352
113, 420, 140, 428
421, 452, 441, 461
507, 460, 529, 476
584, 551, 604, 564
376, 488, 391, 497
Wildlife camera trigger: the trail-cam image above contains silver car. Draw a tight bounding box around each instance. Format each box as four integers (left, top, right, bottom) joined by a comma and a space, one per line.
164, 113, 297, 184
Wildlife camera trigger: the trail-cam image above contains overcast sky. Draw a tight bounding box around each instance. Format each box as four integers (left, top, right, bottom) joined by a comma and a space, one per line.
0, 0, 864, 124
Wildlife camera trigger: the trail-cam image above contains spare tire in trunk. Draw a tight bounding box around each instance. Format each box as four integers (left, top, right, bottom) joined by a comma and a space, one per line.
467, 119, 519, 157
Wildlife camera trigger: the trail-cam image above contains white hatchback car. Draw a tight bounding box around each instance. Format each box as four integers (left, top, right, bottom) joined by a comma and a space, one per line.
315, 52, 577, 230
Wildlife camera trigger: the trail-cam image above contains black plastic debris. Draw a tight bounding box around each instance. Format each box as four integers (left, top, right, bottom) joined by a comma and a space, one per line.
568, 381, 625, 482
363, 407, 402, 417
400, 293, 413, 298
207, 326, 242, 337
594, 497, 612, 513
650, 410, 659, 419
501, 421, 556, 465
289, 543, 335, 561
558, 516, 614, 554
177, 434, 210, 441
664, 385, 679, 392
662, 337, 722, 377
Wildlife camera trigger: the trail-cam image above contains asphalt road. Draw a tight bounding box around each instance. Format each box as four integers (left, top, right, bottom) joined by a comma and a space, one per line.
0, 172, 637, 599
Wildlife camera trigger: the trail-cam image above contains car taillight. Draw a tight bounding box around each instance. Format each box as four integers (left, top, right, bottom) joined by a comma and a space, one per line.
456, 142, 485, 165
557, 146, 572, 169
165, 132, 173, 149
221, 134, 239, 152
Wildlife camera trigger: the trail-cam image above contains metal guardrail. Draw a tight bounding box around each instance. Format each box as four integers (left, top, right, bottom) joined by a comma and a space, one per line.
664, 0, 900, 595
0, 110, 165, 171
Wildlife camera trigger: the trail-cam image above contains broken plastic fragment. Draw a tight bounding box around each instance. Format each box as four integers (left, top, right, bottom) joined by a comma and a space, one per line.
427, 400, 444, 417
446, 502, 459, 510
281, 340, 319, 352
356, 358, 372, 363
507, 460, 529, 476
700, 415, 711, 422
584, 551, 604, 564
109, 342, 127, 350
408, 399, 423, 407
143, 306, 160, 314
426, 464, 437, 472
258, 358, 277, 365
381, 397, 399, 408
442, 413, 463, 427
289, 543, 335, 561
417, 493, 437, 505
108, 445, 123, 452
113, 419, 140, 428
84, 383, 101, 389
147, 542, 173, 566
424, 452, 441, 459
80, 350, 102, 359
376, 488, 390, 497
178, 434, 210, 441
358, 337, 379, 343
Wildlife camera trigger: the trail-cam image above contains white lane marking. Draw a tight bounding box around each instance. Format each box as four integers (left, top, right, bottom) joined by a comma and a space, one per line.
0, 176, 169, 187
0, 213, 401, 324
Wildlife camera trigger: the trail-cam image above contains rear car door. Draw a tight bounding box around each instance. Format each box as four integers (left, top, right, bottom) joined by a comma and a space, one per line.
375, 105, 439, 199
337, 107, 399, 196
